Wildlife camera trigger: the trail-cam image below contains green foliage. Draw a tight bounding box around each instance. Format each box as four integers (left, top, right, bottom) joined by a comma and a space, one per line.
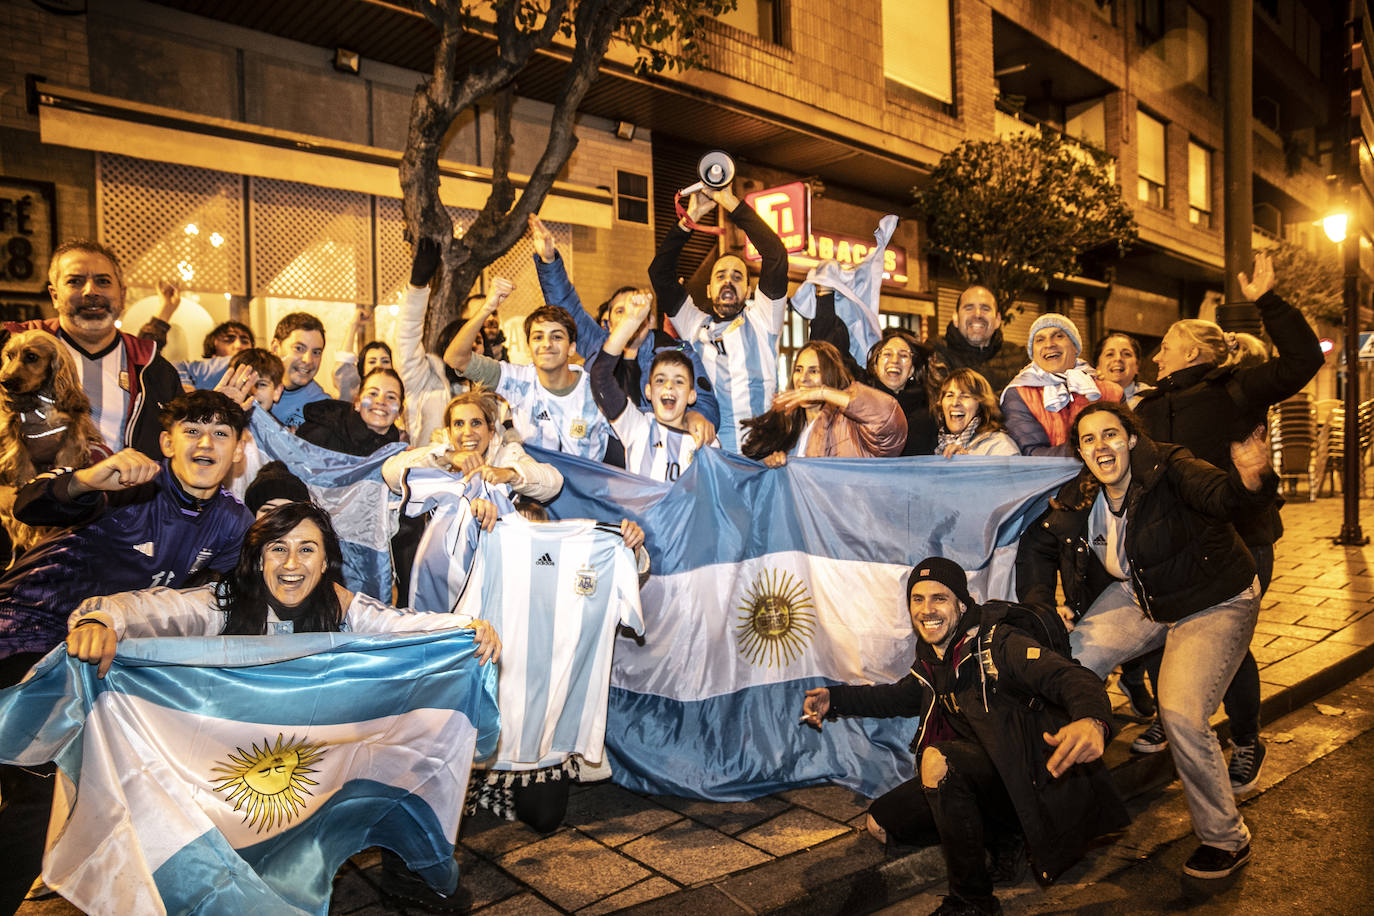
624, 0, 737, 73
914, 131, 1137, 319
1268, 240, 1343, 325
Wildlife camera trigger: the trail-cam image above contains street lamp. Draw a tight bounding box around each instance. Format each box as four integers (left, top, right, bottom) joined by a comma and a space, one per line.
1324, 212, 1349, 243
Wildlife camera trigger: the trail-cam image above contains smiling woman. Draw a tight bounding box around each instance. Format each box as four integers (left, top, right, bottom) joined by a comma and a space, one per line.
64, 502, 500, 670
295, 368, 405, 457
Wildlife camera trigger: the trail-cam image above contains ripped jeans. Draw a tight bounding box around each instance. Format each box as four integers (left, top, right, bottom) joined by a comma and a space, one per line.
921, 739, 1018, 900
1071, 579, 1259, 851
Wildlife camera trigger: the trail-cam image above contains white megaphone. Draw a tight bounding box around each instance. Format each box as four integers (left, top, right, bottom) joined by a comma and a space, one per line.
678, 150, 736, 196
677, 151, 736, 234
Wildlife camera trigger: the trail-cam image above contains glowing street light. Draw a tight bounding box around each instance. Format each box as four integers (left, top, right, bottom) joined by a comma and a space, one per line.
1324, 212, 1349, 243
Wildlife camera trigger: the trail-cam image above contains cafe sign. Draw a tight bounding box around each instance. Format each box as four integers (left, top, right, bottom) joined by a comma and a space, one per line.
744, 181, 907, 285
0, 178, 58, 298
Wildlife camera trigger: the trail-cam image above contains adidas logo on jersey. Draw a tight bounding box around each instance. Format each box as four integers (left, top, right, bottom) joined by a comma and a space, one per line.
534, 410, 553, 421
535, 553, 555, 566
1092, 534, 1108, 546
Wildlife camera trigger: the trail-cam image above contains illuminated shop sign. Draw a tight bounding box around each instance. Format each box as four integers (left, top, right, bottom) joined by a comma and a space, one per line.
744, 182, 907, 285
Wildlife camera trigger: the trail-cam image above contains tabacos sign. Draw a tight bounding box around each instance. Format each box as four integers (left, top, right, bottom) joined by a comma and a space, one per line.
743, 182, 908, 285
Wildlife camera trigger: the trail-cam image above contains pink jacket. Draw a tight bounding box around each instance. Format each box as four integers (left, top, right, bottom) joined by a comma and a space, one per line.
802, 382, 907, 458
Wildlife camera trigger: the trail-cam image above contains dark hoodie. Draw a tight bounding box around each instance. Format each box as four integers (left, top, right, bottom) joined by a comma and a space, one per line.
934, 322, 1026, 394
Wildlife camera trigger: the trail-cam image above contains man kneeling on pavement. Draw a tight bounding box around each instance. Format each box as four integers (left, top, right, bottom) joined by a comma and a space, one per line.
801, 558, 1129, 916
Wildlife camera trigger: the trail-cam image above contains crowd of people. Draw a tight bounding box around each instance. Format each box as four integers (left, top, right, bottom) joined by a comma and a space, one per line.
0, 188, 1324, 916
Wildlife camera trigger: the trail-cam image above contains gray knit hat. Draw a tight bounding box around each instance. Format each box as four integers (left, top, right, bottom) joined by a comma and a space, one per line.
1026, 314, 1083, 358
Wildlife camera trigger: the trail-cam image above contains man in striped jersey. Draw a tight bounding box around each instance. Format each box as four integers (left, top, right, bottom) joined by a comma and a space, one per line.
2, 240, 183, 461
649, 187, 790, 452
447, 280, 613, 461
589, 293, 715, 481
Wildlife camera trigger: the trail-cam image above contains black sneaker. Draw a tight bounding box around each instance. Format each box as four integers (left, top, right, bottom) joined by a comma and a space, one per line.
987, 835, 1028, 886
1120, 675, 1156, 718
1183, 843, 1251, 878
379, 853, 469, 912
1228, 738, 1266, 793
928, 894, 1003, 915
1130, 718, 1168, 754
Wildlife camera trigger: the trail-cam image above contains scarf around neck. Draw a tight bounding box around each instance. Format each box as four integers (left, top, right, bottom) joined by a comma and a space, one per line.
1004, 359, 1104, 413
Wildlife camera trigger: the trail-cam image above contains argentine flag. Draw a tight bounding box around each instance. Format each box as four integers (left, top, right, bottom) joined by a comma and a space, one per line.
530, 446, 1078, 801
0, 630, 499, 916
250, 409, 406, 599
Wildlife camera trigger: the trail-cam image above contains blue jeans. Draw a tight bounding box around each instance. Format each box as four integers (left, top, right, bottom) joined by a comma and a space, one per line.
1071, 579, 1259, 851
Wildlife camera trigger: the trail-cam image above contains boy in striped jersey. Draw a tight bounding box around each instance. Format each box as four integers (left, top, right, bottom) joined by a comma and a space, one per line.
446, 280, 613, 462
648, 186, 790, 452
590, 294, 716, 481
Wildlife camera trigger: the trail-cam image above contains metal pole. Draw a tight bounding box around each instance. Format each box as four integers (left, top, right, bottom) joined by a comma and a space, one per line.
1337, 0, 1367, 544
1223, 0, 1253, 307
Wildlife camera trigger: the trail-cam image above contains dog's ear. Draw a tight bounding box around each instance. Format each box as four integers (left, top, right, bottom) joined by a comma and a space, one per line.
51, 344, 92, 416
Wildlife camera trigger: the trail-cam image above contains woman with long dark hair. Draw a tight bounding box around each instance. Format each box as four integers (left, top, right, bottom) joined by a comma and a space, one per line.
740, 340, 906, 467
64, 502, 499, 674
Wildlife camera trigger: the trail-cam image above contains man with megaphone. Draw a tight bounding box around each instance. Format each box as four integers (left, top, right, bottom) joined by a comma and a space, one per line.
648, 156, 790, 453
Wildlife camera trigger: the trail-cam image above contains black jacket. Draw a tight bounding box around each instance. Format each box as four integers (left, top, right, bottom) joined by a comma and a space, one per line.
1016, 436, 1276, 624
1133, 290, 1321, 546
934, 323, 1026, 394
296, 399, 401, 457
827, 601, 1128, 884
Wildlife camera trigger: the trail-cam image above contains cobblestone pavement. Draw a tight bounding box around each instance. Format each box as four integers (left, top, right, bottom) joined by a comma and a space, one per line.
17, 497, 1374, 916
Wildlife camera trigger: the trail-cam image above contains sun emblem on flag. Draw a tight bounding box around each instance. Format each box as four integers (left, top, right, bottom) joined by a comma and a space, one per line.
210, 734, 326, 832
735, 569, 817, 667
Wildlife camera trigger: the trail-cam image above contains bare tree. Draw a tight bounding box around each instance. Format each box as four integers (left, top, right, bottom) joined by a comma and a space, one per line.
398, 0, 730, 343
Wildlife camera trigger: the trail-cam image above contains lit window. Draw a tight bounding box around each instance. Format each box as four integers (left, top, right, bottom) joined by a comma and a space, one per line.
1188, 142, 1212, 229
1136, 110, 1167, 209
882, 0, 953, 106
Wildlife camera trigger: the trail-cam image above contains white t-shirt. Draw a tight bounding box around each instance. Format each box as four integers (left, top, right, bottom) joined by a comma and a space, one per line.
1088, 489, 1131, 580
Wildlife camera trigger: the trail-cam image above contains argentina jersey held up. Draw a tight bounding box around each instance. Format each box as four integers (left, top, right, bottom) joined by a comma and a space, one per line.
455, 515, 644, 771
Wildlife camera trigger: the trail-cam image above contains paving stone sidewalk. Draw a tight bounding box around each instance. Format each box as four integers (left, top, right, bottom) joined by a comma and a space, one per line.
20, 498, 1374, 916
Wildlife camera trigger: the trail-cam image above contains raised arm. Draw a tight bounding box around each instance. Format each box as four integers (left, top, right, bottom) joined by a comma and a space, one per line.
444, 278, 514, 374
1233, 253, 1323, 410
649, 193, 717, 318
724, 192, 789, 300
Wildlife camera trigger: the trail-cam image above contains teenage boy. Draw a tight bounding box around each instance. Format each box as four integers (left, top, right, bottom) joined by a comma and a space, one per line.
268, 312, 328, 429
446, 279, 612, 461
527, 214, 719, 445
648, 187, 790, 452
0, 388, 254, 669
590, 295, 715, 481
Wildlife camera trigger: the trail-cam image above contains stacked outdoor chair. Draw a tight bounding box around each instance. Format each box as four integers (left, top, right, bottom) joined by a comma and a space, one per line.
1270, 394, 1316, 500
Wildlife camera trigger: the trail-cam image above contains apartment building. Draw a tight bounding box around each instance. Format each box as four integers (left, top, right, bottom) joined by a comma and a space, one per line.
0, 0, 1340, 382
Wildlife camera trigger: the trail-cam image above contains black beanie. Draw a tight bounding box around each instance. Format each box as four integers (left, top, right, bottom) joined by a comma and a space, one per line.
243, 461, 310, 514
905, 557, 975, 609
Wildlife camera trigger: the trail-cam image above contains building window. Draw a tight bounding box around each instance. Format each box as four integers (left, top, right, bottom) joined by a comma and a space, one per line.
1188, 141, 1212, 229
1136, 0, 1164, 48
1186, 6, 1209, 94
616, 170, 649, 225
883, 0, 953, 106
1136, 110, 1167, 209
716, 0, 782, 44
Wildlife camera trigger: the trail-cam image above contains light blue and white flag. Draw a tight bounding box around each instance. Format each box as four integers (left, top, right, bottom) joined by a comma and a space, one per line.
529, 445, 1079, 801
0, 630, 499, 916
402, 467, 516, 613
790, 215, 898, 366
250, 410, 406, 598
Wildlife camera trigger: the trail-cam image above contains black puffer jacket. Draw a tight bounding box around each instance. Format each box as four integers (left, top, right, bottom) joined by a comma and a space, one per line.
934, 323, 1026, 394
295, 398, 401, 457
827, 601, 1128, 884
1133, 290, 1322, 546
1015, 435, 1276, 623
